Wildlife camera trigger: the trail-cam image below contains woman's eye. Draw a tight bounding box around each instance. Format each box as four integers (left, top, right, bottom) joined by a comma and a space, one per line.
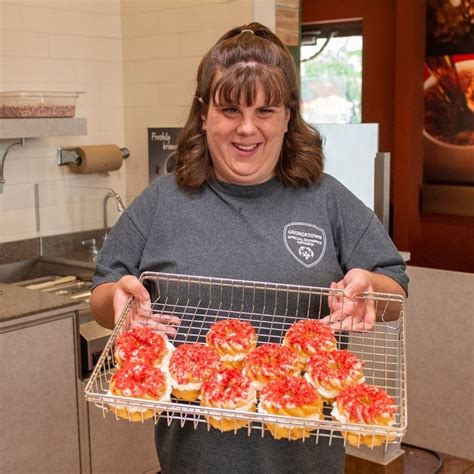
222, 107, 239, 116
257, 108, 274, 116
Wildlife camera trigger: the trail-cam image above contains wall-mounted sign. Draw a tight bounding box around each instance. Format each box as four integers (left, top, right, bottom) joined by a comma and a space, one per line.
422, 0, 473, 216
147, 128, 182, 183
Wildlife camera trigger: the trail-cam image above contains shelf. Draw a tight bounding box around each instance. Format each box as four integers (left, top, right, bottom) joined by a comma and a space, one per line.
0, 117, 87, 140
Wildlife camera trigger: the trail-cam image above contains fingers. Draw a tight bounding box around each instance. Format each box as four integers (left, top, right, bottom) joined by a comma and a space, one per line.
325, 291, 376, 332
329, 317, 374, 332
129, 308, 181, 337
119, 275, 151, 304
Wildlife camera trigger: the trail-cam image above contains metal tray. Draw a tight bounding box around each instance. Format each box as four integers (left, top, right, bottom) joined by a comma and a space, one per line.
84, 272, 407, 448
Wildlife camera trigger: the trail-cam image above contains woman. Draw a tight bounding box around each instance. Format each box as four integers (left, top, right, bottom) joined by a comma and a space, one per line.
91, 22, 408, 473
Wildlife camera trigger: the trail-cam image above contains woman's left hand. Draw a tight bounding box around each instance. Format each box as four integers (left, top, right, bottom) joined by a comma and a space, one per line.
322, 269, 376, 332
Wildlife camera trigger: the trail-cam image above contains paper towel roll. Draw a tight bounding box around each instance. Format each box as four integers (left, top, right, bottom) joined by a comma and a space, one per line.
69, 145, 123, 174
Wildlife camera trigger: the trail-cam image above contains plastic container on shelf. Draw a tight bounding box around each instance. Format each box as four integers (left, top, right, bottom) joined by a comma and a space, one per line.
0, 91, 85, 118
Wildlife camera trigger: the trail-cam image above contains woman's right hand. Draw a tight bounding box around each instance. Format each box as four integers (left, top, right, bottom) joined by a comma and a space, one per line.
112, 275, 180, 336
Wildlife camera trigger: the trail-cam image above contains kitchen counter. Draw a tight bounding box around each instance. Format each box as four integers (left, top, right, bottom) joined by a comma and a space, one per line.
0, 282, 82, 322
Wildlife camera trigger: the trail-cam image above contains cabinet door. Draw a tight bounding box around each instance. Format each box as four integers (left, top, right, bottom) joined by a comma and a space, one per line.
0, 316, 81, 472
84, 393, 159, 473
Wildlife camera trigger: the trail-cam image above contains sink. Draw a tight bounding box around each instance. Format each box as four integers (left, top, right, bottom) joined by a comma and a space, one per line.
0, 257, 94, 284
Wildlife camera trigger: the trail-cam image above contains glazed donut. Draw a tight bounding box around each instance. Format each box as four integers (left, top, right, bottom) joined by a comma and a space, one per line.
331, 383, 398, 447
200, 367, 257, 432
305, 349, 365, 402
242, 343, 303, 391
168, 343, 222, 401
258, 375, 323, 440
114, 326, 174, 369
283, 319, 337, 364
108, 361, 171, 422
206, 319, 257, 368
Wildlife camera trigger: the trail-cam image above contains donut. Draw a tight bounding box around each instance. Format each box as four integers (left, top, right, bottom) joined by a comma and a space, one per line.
168, 343, 222, 401
305, 349, 365, 402
206, 319, 257, 368
108, 361, 171, 422
200, 367, 257, 432
242, 343, 303, 391
114, 326, 174, 369
283, 319, 337, 364
331, 383, 398, 447
258, 375, 323, 440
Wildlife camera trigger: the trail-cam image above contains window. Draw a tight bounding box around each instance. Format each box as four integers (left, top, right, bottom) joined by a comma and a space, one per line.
300, 22, 363, 124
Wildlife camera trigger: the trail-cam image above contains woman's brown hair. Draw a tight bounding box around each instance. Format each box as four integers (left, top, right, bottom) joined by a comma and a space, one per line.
174, 22, 324, 189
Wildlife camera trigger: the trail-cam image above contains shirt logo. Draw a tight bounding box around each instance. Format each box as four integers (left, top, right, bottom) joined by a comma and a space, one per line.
283, 222, 326, 268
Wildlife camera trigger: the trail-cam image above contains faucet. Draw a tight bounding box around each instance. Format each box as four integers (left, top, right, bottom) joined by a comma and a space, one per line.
103, 189, 125, 240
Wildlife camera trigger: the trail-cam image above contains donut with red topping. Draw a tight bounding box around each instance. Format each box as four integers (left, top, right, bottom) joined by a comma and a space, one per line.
283, 319, 337, 364
305, 349, 365, 402
258, 375, 323, 440
242, 343, 303, 391
168, 343, 222, 401
114, 326, 174, 369
108, 361, 171, 421
206, 319, 257, 368
200, 367, 257, 432
331, 383, 398, 447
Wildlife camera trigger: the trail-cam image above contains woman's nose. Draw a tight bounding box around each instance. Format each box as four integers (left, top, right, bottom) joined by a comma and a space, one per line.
236, 115, 257, 135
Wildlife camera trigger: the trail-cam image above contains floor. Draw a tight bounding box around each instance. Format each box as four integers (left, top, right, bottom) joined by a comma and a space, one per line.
346, 444, 474, 474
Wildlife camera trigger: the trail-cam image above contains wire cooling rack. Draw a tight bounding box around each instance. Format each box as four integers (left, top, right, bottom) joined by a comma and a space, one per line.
84, 272, 407, 448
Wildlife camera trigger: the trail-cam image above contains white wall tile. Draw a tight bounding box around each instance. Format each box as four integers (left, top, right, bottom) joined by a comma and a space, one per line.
0, 183, 35, 210
121, 11, 159, 38
123, 34, 180, 61
100, 12, 122, 38
0, 30, 50, 57
122, 0, 180, 15
2, 57, 76, 84
231, 0, 255, 26
134, 57, 200, 84
21, 6, 100, 37
98, 84, 124, 107
156, 3, 231, 34
0, 208, 37, 236
0, 3, 23, 30
178, 29, 221, 57
74, 60, 123, 84
2, 157, 29, 185
124, 83, 159, 107
158, 82, 195, 106
49, 35, 122, 61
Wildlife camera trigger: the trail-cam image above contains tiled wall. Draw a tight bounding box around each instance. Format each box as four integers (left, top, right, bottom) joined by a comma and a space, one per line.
0, 0, 125, 244
0, 0, 275, 245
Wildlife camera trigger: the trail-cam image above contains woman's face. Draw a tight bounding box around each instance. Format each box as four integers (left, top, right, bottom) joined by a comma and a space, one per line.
202, 83, 290, 185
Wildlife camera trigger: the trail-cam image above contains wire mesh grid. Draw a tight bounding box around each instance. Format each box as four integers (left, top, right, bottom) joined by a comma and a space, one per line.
84, 272, 407, 448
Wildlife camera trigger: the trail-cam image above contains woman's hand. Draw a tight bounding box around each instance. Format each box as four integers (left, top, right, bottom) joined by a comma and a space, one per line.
112, 275, 150, 324
322, 269, 376, 332
91, 276, 180, 335
113, 275, 180, 336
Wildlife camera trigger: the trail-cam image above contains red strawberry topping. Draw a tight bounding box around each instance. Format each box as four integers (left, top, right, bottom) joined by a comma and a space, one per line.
169, 343, 221, 384
260, 375, 320, 408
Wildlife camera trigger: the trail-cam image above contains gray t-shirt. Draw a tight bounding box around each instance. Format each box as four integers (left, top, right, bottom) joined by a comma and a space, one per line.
93, 173, 408, 473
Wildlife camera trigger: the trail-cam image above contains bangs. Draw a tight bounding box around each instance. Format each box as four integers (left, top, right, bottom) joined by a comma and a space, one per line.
211, 64, 289, 107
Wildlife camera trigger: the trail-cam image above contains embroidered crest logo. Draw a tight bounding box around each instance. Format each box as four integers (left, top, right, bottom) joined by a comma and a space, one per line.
283, 222, 326, 268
